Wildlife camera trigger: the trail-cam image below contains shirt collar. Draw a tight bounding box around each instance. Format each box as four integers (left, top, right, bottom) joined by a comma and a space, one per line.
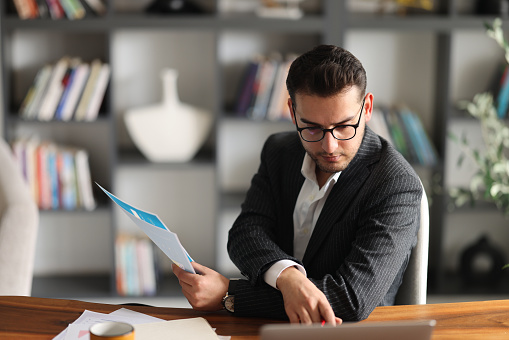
301, 153, 341, 189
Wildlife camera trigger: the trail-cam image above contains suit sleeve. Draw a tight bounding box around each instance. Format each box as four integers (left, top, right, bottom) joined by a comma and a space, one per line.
227, 135, 301, 286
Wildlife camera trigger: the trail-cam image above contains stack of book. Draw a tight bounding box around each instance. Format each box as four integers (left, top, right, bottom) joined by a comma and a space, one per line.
368, 106, 438, 167
234, 53, 296, 121
115, 235, 158, 297
19, 56, 110, 122
11, 0, 106, 19
11, 137, 96, 211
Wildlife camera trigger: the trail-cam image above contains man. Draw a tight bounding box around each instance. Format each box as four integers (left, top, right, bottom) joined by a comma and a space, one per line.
173, 45, 422, 324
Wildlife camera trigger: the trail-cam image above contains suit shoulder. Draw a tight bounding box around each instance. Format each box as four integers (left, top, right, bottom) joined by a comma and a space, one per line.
263, 131, 302, 154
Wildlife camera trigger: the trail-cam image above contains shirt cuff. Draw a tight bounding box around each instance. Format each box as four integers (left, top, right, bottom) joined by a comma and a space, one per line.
263, 260, 307, 289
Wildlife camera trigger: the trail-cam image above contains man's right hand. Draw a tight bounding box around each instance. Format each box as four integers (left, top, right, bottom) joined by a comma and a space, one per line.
276, 266, 342, 325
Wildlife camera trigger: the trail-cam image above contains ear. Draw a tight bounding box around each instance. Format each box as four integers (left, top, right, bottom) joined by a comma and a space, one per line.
363, 93, 374, 124
288, 98, 296, 125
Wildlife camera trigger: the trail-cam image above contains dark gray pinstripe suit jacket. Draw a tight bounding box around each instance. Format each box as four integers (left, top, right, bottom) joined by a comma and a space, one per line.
227, 127, 422, 321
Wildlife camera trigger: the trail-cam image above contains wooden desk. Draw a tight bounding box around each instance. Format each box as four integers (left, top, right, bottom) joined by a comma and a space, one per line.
1, 296, 509, 339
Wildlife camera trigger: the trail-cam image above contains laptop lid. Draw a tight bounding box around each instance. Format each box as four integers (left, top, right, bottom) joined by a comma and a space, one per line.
260, 319, 436, 340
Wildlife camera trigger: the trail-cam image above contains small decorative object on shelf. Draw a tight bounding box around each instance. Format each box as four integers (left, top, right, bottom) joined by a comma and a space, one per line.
450, 19, 509, 216
476, 0, 509, 17
459, 234, 506, 285
255, 0, 304, 20
145, 0, 205, 15
124, 68, 212, 163
350, 0, 434, 15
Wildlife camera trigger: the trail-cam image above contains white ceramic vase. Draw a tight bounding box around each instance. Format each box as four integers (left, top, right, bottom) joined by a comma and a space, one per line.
124, 68, 212, 162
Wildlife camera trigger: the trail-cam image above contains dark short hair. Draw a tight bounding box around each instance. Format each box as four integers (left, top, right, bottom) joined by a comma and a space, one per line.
286, 45, 367, 104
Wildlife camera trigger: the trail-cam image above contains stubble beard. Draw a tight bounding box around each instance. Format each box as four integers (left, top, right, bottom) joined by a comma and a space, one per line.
304, 148, 350, 175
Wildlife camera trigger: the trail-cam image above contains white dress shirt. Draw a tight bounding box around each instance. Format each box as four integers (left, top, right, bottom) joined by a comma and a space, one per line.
263, 153, 341, 289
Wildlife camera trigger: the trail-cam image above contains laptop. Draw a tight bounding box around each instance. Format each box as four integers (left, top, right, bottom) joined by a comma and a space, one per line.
260, 319, 436, 340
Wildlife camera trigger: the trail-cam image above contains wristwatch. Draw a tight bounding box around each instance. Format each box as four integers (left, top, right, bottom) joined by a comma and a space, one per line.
222, 279, 238, 313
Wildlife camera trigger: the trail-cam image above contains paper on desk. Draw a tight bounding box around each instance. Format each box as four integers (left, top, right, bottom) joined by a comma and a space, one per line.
135, 317, 220, 339
97, 183, 195, 274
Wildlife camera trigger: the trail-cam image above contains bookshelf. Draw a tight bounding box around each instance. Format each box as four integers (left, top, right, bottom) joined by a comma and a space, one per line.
1, 0, 508, 298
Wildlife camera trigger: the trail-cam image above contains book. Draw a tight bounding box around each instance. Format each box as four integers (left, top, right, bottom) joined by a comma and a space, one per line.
367, 107, 394, 146
85, 62, 110, 121
267, 56, 293, 121
45, 0, 65, 19
60, 0, 85, 19
250, 57, 279, 120
35, 142, 52, 210
382, 107, 410, 161
74, 59, 102, 121
58, 62, 91, 121
75, 149, 95, 210
57, 147, 78, 210
21, 64, 53, 120
496, 65, 509, 119
235, 59, 261, 115
54, 58, 81, 120
13, 0, 37, 19
38, 57, 70, 121
137, 238, 157, 296
402, 108, 438, 166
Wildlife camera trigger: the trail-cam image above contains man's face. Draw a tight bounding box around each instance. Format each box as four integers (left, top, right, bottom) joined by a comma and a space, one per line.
290, 87, 373, 178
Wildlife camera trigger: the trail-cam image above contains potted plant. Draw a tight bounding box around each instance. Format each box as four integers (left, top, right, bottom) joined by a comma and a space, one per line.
450, 18, 509, 216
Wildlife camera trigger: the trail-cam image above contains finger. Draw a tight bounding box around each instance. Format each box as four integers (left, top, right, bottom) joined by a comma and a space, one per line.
171, 263, 184, 277
299, 310, 313, 325
191, 262, 210, 275
335, 317, 343, 325
287, 311, 301, 324
318, 302, 336, 325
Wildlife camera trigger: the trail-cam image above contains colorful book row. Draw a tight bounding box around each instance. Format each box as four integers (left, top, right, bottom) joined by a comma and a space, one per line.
19, 57, 111, 122
234, 53, 297, 121
115, 235, 158, 297
368, 106, 438, 167
11, 137, 96, 211
11, 0, 106, 20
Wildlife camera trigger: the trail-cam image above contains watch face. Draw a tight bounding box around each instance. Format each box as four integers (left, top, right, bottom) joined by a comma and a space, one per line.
224, 295, 234, 312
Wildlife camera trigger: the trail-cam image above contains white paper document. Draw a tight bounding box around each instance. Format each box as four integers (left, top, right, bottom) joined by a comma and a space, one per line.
97, 183, 195, 274
53, 308, 223, 340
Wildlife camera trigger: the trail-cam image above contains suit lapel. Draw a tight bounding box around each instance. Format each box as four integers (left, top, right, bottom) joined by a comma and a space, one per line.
302, 128, 382, 266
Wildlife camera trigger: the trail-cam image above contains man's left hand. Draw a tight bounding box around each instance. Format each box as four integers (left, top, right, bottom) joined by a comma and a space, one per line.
172, 262, 229, 311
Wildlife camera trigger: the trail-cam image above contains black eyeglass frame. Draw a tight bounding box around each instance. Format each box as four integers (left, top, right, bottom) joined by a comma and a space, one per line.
292, 97, 366, 142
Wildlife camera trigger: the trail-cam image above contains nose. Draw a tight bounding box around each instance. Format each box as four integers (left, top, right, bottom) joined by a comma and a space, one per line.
321, 130, 338, 154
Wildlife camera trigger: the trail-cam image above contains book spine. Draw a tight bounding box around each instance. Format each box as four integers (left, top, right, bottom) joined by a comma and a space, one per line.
24, 65, 53, 120
60, 63, 90, 121
85, 63, 110, 121
45, 0, 65, 19
74, 59, 102, 121
75, 149, 96, 210
38, 57, 70, 121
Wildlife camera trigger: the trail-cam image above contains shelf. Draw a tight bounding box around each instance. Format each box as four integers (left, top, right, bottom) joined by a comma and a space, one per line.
32, 274, 112, 298
117, 147, 215, 168
31, 273, 184, 299
428, 271, 509, 296
7, 115, 112, 126
1, 13, 324, 33
347, 13, 505, 31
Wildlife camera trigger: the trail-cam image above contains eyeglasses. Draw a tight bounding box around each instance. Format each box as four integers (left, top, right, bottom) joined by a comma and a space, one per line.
292, 98, 365, 142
